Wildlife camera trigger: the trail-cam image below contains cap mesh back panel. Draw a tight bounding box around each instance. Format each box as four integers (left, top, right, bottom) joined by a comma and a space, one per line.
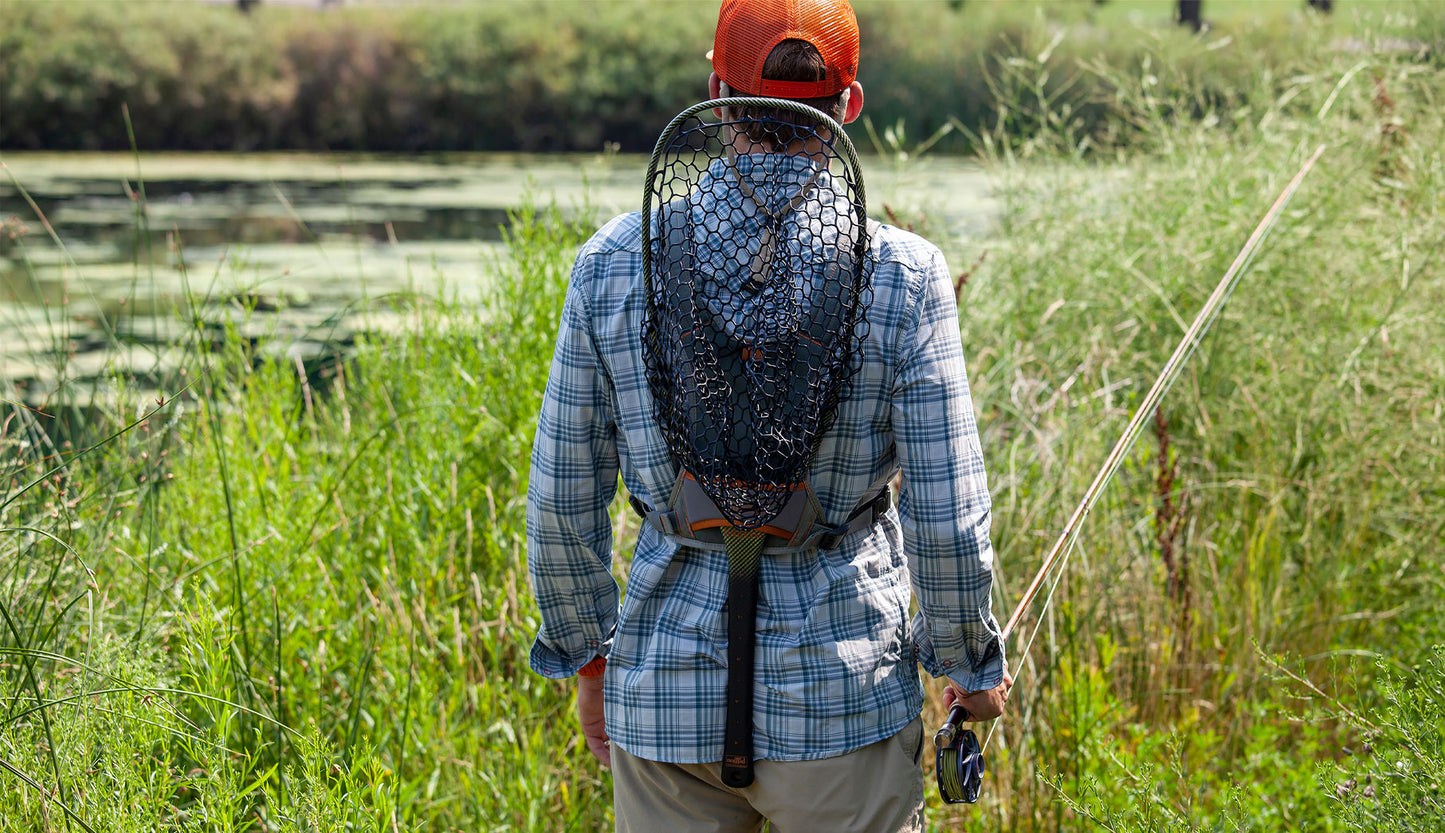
642, 101, 873, 530
714, 0, 860, 96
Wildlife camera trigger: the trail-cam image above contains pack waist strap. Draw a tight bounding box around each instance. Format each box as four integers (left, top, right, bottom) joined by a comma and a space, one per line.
628, 488, 891, 554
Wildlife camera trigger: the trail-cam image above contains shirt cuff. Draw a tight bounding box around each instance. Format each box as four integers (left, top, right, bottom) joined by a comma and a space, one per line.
528, 630, 613, 679
911, 611, 1006, 692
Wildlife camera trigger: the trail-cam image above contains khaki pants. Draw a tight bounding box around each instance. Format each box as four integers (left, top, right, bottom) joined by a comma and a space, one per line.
612, 718, 926, 833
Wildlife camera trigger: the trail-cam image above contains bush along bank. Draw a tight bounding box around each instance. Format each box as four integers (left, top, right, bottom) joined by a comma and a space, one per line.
2, 0, 1439, 154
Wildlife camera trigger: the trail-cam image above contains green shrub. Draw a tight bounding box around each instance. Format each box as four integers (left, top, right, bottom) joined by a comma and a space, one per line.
1331, 648, 1445, 832
4, 0, 1439, 153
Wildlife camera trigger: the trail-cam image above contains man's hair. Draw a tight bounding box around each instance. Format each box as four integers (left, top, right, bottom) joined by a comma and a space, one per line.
724, 39, 847, 145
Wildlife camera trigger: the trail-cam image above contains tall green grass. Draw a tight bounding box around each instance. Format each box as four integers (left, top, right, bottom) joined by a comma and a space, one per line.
933, 22, 1445, 830
2, 7, 1443, 832
2, 200, 613, 829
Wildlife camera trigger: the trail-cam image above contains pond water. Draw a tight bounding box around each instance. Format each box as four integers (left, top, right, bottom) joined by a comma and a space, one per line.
0, 151, 998, 398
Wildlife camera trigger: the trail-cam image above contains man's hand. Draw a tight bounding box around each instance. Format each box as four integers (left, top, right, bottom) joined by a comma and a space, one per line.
577, 673, 611, 766
943, 667, 1014, 721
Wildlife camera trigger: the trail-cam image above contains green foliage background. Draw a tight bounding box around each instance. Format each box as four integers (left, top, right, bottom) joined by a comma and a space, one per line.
4, 0, 1440, 153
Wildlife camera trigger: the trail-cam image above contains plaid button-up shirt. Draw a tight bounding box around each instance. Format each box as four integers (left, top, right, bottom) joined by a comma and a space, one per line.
527, 156, 1004, 764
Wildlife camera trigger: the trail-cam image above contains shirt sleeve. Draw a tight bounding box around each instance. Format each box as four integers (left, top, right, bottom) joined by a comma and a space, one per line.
891, 247, 1006, 693
526, 251, 622, 679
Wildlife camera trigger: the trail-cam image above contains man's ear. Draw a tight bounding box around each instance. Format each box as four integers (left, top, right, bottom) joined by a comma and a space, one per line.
709, 72, 724, 99
841, 81, 864, 125
709, 72, 728, 119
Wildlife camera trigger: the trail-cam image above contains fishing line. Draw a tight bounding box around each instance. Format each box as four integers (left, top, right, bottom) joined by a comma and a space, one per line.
982, 531, 1079, 753
934, 144, 1326, 804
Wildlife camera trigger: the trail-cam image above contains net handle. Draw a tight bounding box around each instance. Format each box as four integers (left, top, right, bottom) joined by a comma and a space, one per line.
641, 97, 869, 298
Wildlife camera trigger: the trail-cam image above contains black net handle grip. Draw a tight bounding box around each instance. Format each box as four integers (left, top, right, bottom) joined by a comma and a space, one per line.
720, 563, 759, 788
720, 528, 765, 789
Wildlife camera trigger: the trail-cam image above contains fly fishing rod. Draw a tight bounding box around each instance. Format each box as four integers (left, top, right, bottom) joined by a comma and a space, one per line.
934, 145, 1326, 805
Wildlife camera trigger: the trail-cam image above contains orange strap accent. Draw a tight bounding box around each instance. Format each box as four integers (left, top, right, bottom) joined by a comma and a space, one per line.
688, 517, 797, 540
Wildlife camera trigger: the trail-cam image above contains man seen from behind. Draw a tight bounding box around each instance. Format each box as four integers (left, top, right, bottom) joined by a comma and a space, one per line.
527, 1, 1012, 830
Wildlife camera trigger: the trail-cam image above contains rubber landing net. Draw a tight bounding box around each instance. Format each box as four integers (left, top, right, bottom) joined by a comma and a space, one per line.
642, 97, 873, 531
640, 98, 874, 789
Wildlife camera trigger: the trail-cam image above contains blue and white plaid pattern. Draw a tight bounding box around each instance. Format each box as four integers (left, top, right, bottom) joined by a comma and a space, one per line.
527, 176, 1005, 764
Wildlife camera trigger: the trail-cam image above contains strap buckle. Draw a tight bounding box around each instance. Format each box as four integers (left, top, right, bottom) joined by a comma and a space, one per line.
628, 493, 678, 535
814, 488, 892, 550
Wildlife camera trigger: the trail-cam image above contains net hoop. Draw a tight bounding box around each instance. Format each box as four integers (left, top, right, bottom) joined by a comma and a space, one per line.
642, 97, 869, 258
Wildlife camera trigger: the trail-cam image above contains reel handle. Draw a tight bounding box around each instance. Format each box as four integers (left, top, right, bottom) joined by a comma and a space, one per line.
933, 703, 970, 749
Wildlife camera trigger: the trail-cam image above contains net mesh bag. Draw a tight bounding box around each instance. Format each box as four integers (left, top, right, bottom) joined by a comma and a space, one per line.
642, 98, 874, 531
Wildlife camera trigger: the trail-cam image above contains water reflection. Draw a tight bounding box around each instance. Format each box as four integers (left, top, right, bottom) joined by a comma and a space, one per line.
1, 151, 996, 403
0, 152, 649, 309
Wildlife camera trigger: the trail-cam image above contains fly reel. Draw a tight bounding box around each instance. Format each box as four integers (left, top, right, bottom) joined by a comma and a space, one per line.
933, 704, 985, 804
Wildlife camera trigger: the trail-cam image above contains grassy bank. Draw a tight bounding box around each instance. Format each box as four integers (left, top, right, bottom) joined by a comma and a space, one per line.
3, 1, 1440, 154
948, 47, 1444, 830
3, 10, 1443, 833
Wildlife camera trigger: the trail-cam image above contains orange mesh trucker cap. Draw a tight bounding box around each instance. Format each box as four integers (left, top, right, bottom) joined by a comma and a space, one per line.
711, 0, 860, 99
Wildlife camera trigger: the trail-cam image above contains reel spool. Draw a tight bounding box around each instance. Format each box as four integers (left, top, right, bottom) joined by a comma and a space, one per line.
933, 705, 985, 804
